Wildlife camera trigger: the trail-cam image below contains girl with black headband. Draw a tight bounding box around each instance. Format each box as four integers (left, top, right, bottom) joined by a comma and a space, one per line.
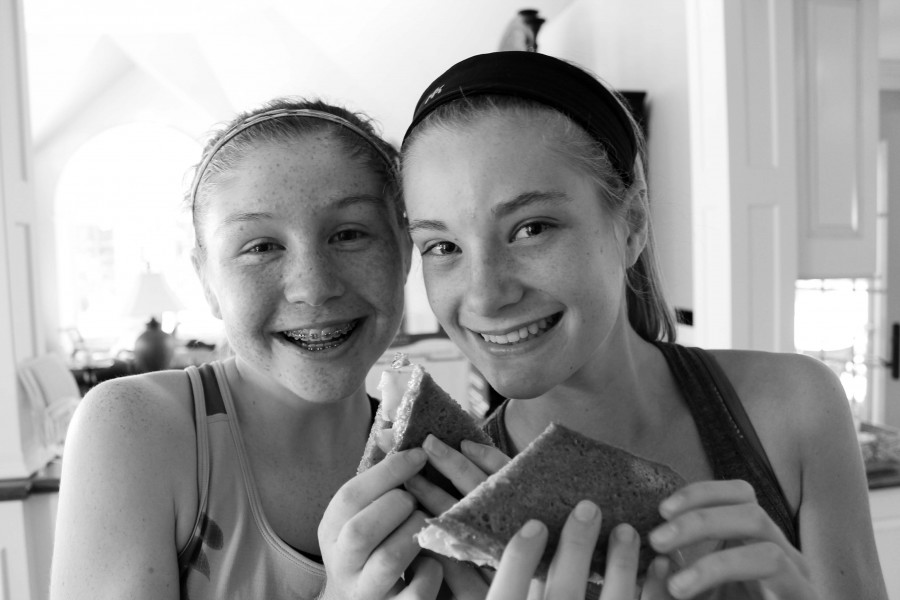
400, 52, 887, 600
50, 98, 444, 600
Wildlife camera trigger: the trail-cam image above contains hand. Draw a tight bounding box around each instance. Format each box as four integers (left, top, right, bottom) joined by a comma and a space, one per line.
318, 449, 442, 600
407, 435, 511, 517
487, 500, 674, 600
649, 480, 814, 600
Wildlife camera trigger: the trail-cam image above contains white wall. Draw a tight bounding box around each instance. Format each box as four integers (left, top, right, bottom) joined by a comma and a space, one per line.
539, 0, 695, 329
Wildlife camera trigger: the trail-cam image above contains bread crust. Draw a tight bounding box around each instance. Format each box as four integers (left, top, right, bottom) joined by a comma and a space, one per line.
357, 365, 494, 493
416, 422, 685, 579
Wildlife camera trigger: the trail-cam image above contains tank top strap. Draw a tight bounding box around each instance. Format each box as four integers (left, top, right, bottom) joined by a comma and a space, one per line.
177, 363, 219, 567
479, 398, 517, 456
654, 342, 799, 547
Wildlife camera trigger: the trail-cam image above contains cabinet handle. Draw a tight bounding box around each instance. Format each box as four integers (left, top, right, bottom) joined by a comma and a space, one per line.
886, 323, 900, 380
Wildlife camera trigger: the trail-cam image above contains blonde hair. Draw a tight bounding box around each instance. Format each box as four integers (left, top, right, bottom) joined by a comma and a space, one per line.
187, 98, 402, 256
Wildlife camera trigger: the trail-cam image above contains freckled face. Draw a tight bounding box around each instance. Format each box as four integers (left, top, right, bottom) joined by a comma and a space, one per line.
403, 114, 630, 398
195, 135, 407, 402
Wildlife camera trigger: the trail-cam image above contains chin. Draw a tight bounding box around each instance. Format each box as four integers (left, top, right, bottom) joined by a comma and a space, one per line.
485, 371, 552, 400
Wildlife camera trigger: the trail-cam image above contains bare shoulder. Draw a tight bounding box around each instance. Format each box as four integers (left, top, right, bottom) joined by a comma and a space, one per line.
53, 369, 201, 598
70, 369, 197, 456
701, 349, 883, 598
705, 348, 849, 422
704, 349, 857, 507
62, 369, 201, 528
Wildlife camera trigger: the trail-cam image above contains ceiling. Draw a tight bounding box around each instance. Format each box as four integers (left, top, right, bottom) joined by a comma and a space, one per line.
22, 0, 900, 149
22, 0, 576, 147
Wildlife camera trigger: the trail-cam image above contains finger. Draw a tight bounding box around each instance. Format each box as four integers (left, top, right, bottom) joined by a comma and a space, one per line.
486, 520, 548, 600
659, 479, 756, 519
338, 489, 417, 570
598, 524, 640, 600
640, 557, 676, 600
393, 556, 444, 600
460, 440, 511, 475
526, 578, 546, 600
650, 503, 793, 558
665, 541, 809, 600
544, 500, 603, 599
325, 449, 427, 529
405, 473, 458, 517
361, 510, 431, 594
423, 434, 490, 495
430, 553, 491, 600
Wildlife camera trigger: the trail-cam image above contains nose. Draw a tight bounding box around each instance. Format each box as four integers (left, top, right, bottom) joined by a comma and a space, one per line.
460, 250, 523, 316
283, 246, 345, 307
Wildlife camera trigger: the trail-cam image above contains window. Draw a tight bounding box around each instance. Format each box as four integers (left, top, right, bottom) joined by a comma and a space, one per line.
794, 278, 878, 423
55, 123, 221, 357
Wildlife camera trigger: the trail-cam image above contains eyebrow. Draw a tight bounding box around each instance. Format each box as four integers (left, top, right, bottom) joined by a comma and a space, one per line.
215, 195, 387, 233
332, 194, 387, 211
217, 211, 273, 233
491, 190, 570, 219
407, 190, 570, 235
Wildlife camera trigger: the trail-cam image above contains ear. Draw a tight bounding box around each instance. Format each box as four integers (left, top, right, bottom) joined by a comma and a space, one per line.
624, 156, 649, 268
625, 212, 649, 268
191, 248, 222, 320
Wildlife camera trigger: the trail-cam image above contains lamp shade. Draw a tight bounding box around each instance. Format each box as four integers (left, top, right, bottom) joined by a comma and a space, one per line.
128, 271, 184, 318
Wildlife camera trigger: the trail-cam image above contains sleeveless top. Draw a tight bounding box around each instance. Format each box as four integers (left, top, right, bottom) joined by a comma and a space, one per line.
481, 342, 800, 549
177, 361, 377, 599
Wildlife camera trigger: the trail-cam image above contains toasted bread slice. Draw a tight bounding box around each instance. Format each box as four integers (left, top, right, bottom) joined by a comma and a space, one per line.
415, 422, 685, 579
357, 363, 494, 495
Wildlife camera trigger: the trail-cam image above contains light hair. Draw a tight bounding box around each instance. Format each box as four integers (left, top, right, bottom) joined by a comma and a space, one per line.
402, 95, 676, 343
186, 98, 402, 257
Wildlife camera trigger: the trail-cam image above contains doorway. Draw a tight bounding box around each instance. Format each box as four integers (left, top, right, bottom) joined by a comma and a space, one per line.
878, 89, 900, 427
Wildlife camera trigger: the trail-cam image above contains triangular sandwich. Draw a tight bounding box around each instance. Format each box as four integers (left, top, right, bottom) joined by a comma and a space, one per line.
357, 355, 495, 496
415, 422, 685, 580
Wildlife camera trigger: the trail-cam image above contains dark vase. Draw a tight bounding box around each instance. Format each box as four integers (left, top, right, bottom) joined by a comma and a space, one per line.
134, 317, 175, 372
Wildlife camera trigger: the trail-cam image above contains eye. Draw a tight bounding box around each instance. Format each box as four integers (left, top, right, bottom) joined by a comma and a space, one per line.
511, 221, 554, 242
422, 240, 460, 257
245, 241, 282, 254
331, 229, 367, 243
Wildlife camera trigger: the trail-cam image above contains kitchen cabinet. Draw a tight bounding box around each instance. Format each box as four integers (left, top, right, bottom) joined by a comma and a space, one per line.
0, 483, 57, 600
871, 486, 900, 599
796, 0, 879, 278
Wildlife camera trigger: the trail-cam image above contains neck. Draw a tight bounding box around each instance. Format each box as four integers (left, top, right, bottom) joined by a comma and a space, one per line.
224, 357, 372, 457
506, 323, 675, 452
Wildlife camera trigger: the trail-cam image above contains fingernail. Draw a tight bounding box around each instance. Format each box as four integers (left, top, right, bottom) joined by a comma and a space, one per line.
651, 556, 670, 578
650, 524, 675, 546
614, 523, 635, 543
460, 439, 483, 458
574, 500, 599, 522
660, 494, 683, 516
520, 519, 545, 538
424, 434, 447, 457
669, 568, 697, 595
406, 448, 427, 465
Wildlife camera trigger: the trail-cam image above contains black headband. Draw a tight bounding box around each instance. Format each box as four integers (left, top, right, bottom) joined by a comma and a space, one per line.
403, 51, 636, 186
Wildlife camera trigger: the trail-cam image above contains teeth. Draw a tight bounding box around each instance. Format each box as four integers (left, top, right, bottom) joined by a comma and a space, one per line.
283, 321, 356, 343
479, 316, 557, 345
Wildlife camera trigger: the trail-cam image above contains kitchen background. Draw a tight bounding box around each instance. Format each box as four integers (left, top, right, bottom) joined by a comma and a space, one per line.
1, 0, 900, 598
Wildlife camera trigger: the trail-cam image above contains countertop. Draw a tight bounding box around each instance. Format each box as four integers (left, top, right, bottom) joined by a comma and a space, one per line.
867, 463, 900, 489
0, 458, 62, 501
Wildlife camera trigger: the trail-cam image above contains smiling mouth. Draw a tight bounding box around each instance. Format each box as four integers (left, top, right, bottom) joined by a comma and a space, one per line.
281, 320, 359, 352
478, 313, 562, 345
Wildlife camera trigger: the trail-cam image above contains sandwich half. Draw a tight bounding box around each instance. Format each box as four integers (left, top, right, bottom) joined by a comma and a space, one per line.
357, 355, 495, 496
415, 422, 685, 580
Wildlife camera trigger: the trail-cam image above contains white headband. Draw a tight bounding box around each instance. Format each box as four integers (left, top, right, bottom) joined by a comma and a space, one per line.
189, 108, 397, 204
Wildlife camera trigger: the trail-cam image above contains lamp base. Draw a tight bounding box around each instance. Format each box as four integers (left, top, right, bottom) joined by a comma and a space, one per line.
134, 317, 175, 372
